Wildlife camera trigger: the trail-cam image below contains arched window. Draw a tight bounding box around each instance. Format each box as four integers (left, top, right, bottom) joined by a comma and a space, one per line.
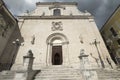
53, 9, 61, 16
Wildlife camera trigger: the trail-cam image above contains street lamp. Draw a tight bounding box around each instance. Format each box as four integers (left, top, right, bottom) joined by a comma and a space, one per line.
91, 39, 105, 68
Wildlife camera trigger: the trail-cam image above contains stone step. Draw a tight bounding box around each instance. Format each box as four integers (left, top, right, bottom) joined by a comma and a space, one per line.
35, 77, 82, 80
37, 73, 80, 76
35, 78, 81, 80
38, 71, 80, 74
0, 71, 16, 80
0, 70, 26, 80
96, 69, 120, 80
34, 66, 83, 80
36, 75, 81, 78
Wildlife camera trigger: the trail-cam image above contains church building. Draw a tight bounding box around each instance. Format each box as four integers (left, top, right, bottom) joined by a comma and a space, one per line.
0, 2, 120, 80
12, 2, 113, 70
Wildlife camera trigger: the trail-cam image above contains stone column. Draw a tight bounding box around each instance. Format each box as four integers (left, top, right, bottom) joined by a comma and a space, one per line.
23, 50, 34, 71
62, 43, 69, 66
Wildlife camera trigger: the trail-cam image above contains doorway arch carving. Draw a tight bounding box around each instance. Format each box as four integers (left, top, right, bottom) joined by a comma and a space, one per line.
46, 33, 69, 66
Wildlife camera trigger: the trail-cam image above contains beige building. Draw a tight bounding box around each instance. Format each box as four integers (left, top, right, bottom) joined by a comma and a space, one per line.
0, 0, 22, 71
101, 5, 120, 65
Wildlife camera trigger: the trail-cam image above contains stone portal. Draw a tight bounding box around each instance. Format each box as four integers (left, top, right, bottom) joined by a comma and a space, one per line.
52, 46, 62, 65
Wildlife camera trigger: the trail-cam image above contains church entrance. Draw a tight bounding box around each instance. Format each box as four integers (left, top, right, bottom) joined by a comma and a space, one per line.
52, 46, 63, 65
46, 33, 69, 66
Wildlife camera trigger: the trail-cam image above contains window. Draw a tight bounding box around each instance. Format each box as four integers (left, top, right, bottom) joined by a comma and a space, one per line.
117, 39, 120, 45
110, 27, 117, 37
115, 21, 120, 28
53, 9, 61, 16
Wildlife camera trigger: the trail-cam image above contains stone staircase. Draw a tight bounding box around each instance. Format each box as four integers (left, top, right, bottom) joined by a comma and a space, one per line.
34, 65, 83, 80
0, 71, 16, 80
0, 70, 26, 80
96, 69, 120, 80
0, 66, 120, 80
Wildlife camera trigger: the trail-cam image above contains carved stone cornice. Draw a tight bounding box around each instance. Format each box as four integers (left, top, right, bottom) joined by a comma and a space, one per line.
49, 5, 65, 10
36, 2, 77, 6
18, 15, 93, 19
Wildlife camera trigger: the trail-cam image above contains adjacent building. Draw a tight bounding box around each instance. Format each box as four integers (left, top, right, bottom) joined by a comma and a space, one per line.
100, 5, 120, 65
0, 0, 22, 71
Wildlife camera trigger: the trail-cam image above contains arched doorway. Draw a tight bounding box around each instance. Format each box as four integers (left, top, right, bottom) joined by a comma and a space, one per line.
46, 33, 69, 66
52, 46, 62, 65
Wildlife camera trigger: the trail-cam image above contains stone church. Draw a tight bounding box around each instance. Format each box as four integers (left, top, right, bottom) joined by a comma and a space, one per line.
0, 1, 120, 80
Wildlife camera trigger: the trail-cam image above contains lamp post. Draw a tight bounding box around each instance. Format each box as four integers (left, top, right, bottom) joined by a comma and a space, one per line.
91, 39, 105, 68
11, 39, 21, 68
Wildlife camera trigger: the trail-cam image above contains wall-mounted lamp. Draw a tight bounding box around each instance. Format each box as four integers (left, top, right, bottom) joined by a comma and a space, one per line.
12, 39, 21, 46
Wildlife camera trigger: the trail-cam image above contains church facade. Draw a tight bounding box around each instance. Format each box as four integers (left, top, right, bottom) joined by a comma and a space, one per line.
12, 2, 115, 70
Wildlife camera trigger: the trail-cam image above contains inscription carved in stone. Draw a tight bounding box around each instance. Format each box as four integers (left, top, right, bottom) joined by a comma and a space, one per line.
51, 21, 63, 31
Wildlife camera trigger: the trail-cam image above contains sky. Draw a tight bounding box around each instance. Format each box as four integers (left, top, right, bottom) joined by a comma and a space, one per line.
3, 0, 120, 29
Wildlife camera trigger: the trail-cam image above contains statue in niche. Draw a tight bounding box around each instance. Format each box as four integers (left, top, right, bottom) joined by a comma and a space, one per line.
31, 35, 35, 45
41, 12, 45, 16
51, 21, 63, 31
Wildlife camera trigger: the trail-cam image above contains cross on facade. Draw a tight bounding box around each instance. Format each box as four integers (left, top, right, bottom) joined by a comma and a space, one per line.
91, 39, 105, 68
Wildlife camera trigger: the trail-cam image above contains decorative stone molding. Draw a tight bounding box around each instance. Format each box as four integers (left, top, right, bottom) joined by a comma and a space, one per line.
18, 15, 94, 19
49, 5, 65, 10
47, 41, 69, 46
36, 2, 77, 6
51, 21, 63, 31
46, 33, 69, 44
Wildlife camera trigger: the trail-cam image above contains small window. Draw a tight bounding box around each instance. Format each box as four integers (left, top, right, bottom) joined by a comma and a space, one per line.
117, 39, 120, 45
53, 9, 61, 16
110, 27, 117, 37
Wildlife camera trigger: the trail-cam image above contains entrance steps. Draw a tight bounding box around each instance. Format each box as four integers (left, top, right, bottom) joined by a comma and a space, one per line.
0, 66, 120, 80
0, 70, 26, 80
34, 65, 83, 80
96, 69, 120, 80
0, 71, 16, 80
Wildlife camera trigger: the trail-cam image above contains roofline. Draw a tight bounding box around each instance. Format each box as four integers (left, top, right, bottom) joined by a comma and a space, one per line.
36, 2, 78, 6
0, 0, 18, 23
100, 4, 120, 31
17, 15, 93, 19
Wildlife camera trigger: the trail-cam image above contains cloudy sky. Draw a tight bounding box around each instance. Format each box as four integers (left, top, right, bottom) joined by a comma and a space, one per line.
3, 0, 120, 29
